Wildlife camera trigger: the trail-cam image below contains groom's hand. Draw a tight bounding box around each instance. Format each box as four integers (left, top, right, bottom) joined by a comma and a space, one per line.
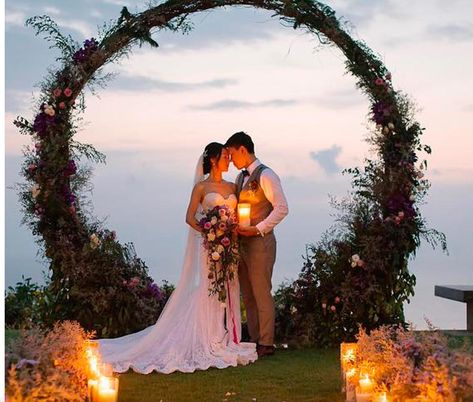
237, 225, 260, 237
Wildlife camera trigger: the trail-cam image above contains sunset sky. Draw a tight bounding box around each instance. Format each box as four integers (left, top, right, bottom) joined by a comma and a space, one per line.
5, 0, 473, 329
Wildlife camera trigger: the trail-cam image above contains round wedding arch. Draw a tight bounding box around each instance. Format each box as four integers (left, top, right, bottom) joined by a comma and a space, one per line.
15, 0, 445, 341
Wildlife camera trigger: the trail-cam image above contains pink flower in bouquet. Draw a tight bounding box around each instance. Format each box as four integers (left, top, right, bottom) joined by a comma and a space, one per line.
221, 237, 231, 247
207, 232, 216, 241
64, 87, 73, 97
58, 102, 66, 110
219, 208, 226, 216
210, 216, 218, 225
330, 305, 336, 312
211, 251, 220, 261
227, 217, 235, 225
53, 88, 62, 97
398, 211, 405, 219
204, 221, 212, 230
218, 222, 227, 231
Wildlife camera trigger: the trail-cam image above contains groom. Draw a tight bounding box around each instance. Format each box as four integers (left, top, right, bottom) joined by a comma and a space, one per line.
225, 132, 289, 358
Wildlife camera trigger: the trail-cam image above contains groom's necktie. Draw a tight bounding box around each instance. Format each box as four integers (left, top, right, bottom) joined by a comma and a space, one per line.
242, 169, 250, 178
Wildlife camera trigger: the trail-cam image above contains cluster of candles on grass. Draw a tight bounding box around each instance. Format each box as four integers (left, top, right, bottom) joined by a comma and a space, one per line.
341, 343, 389, 402
86, 341, 119, 402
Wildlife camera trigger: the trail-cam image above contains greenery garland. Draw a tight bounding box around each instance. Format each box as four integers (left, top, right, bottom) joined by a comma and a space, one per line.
14, 0, 445, 342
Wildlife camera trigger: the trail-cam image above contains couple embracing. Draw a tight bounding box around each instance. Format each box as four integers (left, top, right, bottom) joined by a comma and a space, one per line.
98, 131, 289, 374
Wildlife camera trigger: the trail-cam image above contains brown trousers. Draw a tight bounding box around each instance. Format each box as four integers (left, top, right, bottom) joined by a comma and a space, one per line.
239, 232, 277, 346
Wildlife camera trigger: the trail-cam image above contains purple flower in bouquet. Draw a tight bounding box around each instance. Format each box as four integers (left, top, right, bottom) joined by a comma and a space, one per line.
63, 160, 77, 176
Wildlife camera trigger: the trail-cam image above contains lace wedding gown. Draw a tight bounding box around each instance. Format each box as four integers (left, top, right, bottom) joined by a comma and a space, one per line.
98, 192, 257, 374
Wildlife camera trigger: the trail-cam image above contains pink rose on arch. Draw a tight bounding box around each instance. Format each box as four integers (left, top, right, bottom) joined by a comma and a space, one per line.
64, 87, 73, 97
53, 88, 62, 97
322, 303, 327, 309
330, 305, 336, 312
221, 237, 231, 247
334, 296, 341, 304
204, 222, 212, 230
375, 78, 385, 86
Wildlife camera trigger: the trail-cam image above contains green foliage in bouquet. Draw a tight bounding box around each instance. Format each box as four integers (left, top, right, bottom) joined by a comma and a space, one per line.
15, 0, 445, 340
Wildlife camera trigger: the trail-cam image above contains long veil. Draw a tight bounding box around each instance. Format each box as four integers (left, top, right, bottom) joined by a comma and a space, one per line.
97, 154, 208, 371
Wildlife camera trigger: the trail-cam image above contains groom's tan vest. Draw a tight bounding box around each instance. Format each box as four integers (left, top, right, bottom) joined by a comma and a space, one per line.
236, 164, 273, 232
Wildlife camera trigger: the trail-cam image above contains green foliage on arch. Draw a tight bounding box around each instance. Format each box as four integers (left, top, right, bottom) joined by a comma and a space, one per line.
14, 0, 445, 342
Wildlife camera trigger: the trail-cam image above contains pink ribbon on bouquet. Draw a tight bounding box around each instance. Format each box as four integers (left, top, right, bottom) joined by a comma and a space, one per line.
226, 279, 239, 344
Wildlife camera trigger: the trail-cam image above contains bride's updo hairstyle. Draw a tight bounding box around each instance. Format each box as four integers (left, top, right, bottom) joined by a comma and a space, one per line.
203, 142, 224, 175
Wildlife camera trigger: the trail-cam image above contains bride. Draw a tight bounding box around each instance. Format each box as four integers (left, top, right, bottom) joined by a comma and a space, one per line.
97, 142, 257, 374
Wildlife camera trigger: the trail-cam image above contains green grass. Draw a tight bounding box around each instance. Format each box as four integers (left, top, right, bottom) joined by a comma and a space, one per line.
5, 328, 21, 346
117, 348, 343, 402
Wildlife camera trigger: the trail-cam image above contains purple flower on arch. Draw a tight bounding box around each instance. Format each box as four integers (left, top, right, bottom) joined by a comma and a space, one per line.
63, 160, 77, 176
371, 101, 392, 125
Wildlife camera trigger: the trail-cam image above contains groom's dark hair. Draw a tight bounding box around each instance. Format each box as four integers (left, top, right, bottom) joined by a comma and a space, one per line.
225, 131, 255, 154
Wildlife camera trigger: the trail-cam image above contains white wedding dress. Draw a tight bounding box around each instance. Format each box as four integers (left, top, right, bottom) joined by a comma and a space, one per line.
97, 191, 257, 374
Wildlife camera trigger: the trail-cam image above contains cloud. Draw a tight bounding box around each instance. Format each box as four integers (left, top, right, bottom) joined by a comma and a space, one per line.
107, 74, 238, 92
149, 7, 279, 52
424, 23, 473, 42
55, 18, 95, 39
188, 98, 298, 111
333, 0, 406, 28
463, 104, 473, 112
43, 6, 61, 15
314, 88, 365, 110
310, 145, 343, 175
5, 10, 26, 28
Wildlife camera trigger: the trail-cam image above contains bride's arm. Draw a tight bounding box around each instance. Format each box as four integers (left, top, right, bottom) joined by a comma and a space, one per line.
185, 182, 204, 232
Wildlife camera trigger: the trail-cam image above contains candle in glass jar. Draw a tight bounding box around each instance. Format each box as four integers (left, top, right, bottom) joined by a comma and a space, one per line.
237, 203, 251, 227
88, 378, 99, 402
358, 374, 374, 393
97, 376, 118, 402
375, 392, 389, 402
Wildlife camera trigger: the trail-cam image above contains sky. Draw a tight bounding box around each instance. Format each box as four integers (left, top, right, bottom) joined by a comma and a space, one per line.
4, 0, 473, 329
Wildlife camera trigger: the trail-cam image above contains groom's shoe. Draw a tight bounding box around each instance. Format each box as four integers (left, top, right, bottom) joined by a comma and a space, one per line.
257, 344, 275, 358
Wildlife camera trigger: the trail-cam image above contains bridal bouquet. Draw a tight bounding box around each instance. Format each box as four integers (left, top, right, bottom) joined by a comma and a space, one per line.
199, 205, 239, 303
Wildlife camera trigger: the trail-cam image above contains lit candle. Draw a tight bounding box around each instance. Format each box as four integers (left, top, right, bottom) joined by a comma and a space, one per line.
97, 376, 118, 402
358, 374, 374, 393
237, 203, 251, 227
88, 378, 99, 402
356, 374, 374, 402
345, 368, 357, 402
375, 392, 389, 402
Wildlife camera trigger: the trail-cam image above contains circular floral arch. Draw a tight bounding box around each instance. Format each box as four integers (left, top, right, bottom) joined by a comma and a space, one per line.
15, 0, 445, 341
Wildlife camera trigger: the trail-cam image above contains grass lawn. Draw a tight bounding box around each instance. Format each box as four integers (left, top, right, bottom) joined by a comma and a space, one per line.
117, 348, 343, 402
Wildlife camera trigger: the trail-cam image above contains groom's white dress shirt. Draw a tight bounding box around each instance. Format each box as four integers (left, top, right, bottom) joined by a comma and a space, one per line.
243, 159, 289, 236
